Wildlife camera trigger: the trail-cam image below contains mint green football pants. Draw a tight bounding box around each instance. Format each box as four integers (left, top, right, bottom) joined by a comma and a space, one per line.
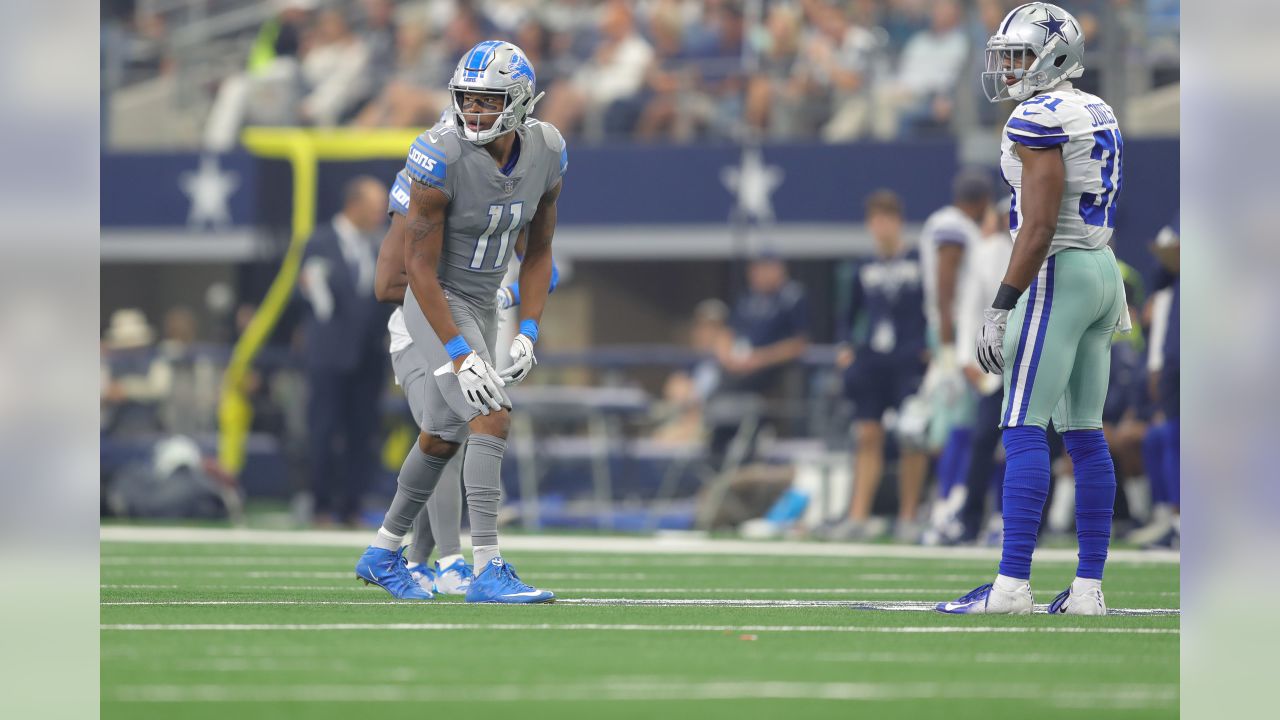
1000, 247, 1126, 431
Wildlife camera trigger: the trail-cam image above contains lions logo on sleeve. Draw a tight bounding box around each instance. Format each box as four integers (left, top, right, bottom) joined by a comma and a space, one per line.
999, 87, 1123, 253
404, 129, 462, 200
387, 170, 411, 217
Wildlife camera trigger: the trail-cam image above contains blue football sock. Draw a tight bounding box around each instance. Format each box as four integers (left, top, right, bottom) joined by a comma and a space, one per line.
937, 427, 973, 499
1163, 417, 1180, 508
1063, 430, 1116, 580
998, 426, 1051, 580
1142, 424, 1169, 506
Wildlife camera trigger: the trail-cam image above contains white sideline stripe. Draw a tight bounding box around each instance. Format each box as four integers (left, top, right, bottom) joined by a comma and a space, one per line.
100, 598, 1181, 616
99, 526, 1180, 564
101, 622, 1178, 635
106, 680, 1176, 707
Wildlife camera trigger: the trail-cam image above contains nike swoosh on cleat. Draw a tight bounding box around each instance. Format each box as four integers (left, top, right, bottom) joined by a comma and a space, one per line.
941, 602, 974, 612
501, 590, 547, 598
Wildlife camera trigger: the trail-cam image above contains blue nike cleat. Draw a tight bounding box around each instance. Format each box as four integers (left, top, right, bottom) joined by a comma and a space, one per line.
1048, 581, 1106, 616
465, 557, 555, 604
355, 546, 434, 600
935, 581, 1033, 615
407, 562, 437, 594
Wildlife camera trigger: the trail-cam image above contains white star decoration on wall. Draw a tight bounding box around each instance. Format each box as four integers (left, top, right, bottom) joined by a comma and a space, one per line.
180, 155, 240, 230
721, 146, 784, 224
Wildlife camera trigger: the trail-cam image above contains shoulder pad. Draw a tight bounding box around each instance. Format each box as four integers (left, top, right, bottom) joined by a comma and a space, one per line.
527, 119, 568, 178
405, 128, 461, 191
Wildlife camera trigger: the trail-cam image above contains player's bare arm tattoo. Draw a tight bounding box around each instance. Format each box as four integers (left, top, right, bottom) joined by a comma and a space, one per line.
408, 180, 444, 263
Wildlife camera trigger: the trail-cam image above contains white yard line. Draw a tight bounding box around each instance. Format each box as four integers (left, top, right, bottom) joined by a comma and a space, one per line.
100, 584, 1179, 601
101, 622, 1178, 634
99, 598, 1180, 616
100, 526, 1179, 565
105, 680, 1176, 707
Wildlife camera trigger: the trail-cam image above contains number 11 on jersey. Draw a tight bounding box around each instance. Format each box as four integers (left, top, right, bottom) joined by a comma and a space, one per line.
470, 202, 524, 270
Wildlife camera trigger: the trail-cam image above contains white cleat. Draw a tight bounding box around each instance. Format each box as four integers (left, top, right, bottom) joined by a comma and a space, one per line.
433, 557, 474, 595
936, 578, 1033, 615
1048, 580, 1107, 616
406, 562, 437, 594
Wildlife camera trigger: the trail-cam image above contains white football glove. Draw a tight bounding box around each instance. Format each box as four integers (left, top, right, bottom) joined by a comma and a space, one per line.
499, 334, 537, 385
921, 345, 964, 405
495, 286, 516, 310
436, 352, 506, 415
976, 308, 1009, 375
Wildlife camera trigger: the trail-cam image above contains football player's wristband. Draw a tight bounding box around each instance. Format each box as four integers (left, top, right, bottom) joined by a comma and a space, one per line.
445, 335, 473, 360
508, 283, 521, 306
993, 283, 1023, 311
519, 319, 540, 344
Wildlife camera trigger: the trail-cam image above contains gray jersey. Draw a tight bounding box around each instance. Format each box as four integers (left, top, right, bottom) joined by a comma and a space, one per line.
403, 118, 568, 306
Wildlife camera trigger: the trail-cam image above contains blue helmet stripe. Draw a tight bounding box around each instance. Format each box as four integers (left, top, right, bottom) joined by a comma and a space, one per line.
465, 40, 502, 71
1001, 3, 1035, 34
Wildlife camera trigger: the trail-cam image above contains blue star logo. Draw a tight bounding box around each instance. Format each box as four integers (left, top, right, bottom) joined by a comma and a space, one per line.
1034, 10, 1069, 45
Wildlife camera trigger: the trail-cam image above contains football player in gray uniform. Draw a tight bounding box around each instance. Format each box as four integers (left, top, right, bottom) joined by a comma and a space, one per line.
356, 41, 565, 603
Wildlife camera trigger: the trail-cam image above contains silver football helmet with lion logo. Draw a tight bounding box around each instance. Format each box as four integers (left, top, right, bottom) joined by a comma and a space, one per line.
448, 40, 543, 144
982, 3, 1085, 103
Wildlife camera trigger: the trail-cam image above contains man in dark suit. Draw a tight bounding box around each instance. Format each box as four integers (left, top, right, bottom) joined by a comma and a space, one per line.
298, 176, 392, 526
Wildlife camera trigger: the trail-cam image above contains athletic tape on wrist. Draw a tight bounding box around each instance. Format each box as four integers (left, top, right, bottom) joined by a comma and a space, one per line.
993, 283, 1023, 311
445, 335, 473, 360
519, 319, 539, 344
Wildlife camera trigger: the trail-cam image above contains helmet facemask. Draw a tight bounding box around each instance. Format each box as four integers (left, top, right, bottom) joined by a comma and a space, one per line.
447, 45, 545, 145
981, 3, 1086, 104
450, 88, 513, 145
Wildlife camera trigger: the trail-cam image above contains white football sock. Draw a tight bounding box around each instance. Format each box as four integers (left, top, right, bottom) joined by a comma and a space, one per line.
372, 527, 402, 551
994, 574, 1029, 592
473, 545, 501, 571
437, 553, 464, 570
1072, 576, 1102, 593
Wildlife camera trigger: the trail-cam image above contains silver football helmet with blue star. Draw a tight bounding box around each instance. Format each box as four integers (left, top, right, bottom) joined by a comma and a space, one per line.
448, 40, 544, 144
982, 2, 1084, 103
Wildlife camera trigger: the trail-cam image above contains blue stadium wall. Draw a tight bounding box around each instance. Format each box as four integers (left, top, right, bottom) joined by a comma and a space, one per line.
102, 138, 1178, 273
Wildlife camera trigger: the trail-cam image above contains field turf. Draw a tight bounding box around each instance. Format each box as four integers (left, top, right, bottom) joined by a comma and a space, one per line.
101, 529, 1179, 719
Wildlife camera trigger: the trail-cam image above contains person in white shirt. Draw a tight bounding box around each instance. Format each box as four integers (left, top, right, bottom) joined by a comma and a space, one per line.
917, 170, 992, 543
870, 0, 968, 139
951, 202, 1014, 543
537, 0, 653, 137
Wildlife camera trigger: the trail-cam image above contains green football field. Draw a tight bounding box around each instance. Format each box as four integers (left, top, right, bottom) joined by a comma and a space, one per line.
101, 529, 1179, 719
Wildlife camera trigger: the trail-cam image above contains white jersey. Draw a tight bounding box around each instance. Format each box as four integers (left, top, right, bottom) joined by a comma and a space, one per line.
388, 308, 412, 355
1000, 83, 1123, 254
917, 205, 983, 338
956, 232, 1014, 368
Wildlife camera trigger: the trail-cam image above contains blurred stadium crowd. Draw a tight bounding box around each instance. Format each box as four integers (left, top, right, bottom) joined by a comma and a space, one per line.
102, 0, 1179, 148
99, 0, 1180, 550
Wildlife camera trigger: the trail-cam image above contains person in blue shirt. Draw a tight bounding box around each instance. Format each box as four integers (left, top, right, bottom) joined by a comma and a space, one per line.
824, 190, 929, 542
719, 254, 811, 395
705, 254, 810, 469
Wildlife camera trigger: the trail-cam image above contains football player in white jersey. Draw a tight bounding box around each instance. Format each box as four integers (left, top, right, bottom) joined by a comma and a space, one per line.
918, 170, 992, 544
938, 3, 1128, 615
